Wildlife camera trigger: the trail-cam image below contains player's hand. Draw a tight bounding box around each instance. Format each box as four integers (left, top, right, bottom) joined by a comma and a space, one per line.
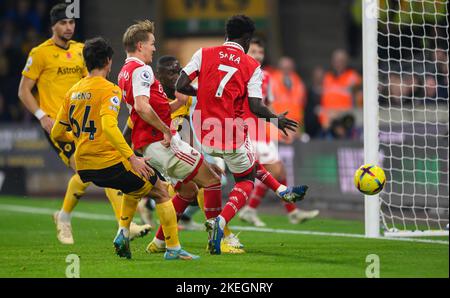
40, 116, 55, 134
277, 111, 298, 136
161, 130, 172, 148
129, 155, 154, 179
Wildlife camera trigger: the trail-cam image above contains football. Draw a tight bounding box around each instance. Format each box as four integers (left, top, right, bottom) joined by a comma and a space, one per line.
354, 164, 386, 195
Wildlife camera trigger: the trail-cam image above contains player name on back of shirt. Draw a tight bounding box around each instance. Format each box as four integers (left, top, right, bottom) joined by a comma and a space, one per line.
219, 51, 241, 64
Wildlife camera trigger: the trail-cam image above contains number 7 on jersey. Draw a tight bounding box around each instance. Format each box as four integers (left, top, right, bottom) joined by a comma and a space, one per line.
216, 64, 238, 98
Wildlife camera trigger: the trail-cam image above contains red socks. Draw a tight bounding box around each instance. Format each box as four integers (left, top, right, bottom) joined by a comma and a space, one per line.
248, 181, 268, 209
155, 194, 193, 241
284, 202, 297, 213
221, 180, 254, 223
203, 183, 223, 219
255, 162, 282, 192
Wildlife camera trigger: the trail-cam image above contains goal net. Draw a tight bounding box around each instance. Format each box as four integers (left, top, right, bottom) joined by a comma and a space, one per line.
372, 0, 449, 237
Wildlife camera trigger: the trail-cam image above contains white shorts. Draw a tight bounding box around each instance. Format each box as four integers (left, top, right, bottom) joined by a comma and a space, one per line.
143, 133, 203, 187
253, 141, 279, 165
203, 135, 255, 176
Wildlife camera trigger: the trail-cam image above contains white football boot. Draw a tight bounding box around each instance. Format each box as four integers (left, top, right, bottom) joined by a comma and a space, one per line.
238, 206, 266, 227
288, 209, 320, 224
53, 211, 74, 245
178, 219, 205, 231
129, 222, 152, 240
223, 232, 244, 249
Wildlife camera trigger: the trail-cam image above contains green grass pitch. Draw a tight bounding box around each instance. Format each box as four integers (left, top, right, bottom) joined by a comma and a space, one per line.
0, 196, 448, 278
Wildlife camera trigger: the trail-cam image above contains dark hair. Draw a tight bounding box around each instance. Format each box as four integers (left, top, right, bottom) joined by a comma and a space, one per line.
83, 37, 114, 72
50, 3, 71, 26
250, 37, 265, 48
226, 15, 256, 40
157, 55, 177, 68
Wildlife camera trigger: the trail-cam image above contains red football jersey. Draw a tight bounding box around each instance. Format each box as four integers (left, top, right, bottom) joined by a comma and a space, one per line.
241, 69, 274, 143
183, 42, 262, 151
118, 57, 172, 150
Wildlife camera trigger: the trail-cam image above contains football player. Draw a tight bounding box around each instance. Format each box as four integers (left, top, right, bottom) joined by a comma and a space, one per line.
149, 56, 246, 254
239, 38, 319, 226
118, 21, 225, 255
51, 37, 199, 260
18, 3, 150, 245
176, 15, 308, 254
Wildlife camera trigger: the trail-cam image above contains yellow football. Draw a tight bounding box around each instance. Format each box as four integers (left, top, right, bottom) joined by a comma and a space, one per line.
354, 164, 386, 195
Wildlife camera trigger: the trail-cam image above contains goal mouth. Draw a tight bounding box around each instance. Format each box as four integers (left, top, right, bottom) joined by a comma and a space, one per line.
363, 0, 449, 238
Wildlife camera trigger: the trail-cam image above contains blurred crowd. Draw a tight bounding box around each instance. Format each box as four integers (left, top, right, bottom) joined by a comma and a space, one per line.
376, 0, 449, 107
0, 0, 58, 123
263, 49, 363, 142
269, 0, 449, 142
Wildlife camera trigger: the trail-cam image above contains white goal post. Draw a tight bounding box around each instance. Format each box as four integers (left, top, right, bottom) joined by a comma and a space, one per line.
363, 0, 449, 238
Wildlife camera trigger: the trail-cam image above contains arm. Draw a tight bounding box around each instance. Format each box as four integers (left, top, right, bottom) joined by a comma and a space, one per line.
169, 99, 183, 113
19, 49, 55, 133
51, 121, 74, 143
248, 97, 298, 136
132, 65, 172, 147
175, 71, 197, 96
134, 95, 171, 137
176, 49, 201, 96
102, 115, 135, 160
169, 92, 189, 113
18, 76, 54, 133
248, 67, 298, 136
248, 97, 277, 121
51, 104, 73, 143
103, 115, 153, 179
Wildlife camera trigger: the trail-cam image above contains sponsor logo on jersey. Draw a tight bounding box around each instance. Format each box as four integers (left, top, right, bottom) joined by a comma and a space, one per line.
57, 65, 84, 76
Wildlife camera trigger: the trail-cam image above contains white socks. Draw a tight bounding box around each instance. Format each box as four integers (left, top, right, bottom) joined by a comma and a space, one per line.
153, 237, 181, 251
218, 215, 227, 230
117, 227, 130, 238
58, 210, 71, 223
153, 237, 166, 248
275, 185, 288, 197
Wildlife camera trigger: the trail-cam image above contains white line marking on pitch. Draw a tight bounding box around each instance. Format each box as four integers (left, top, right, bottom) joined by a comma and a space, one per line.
0, 203, 448, 245
0, 204, 115, 221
